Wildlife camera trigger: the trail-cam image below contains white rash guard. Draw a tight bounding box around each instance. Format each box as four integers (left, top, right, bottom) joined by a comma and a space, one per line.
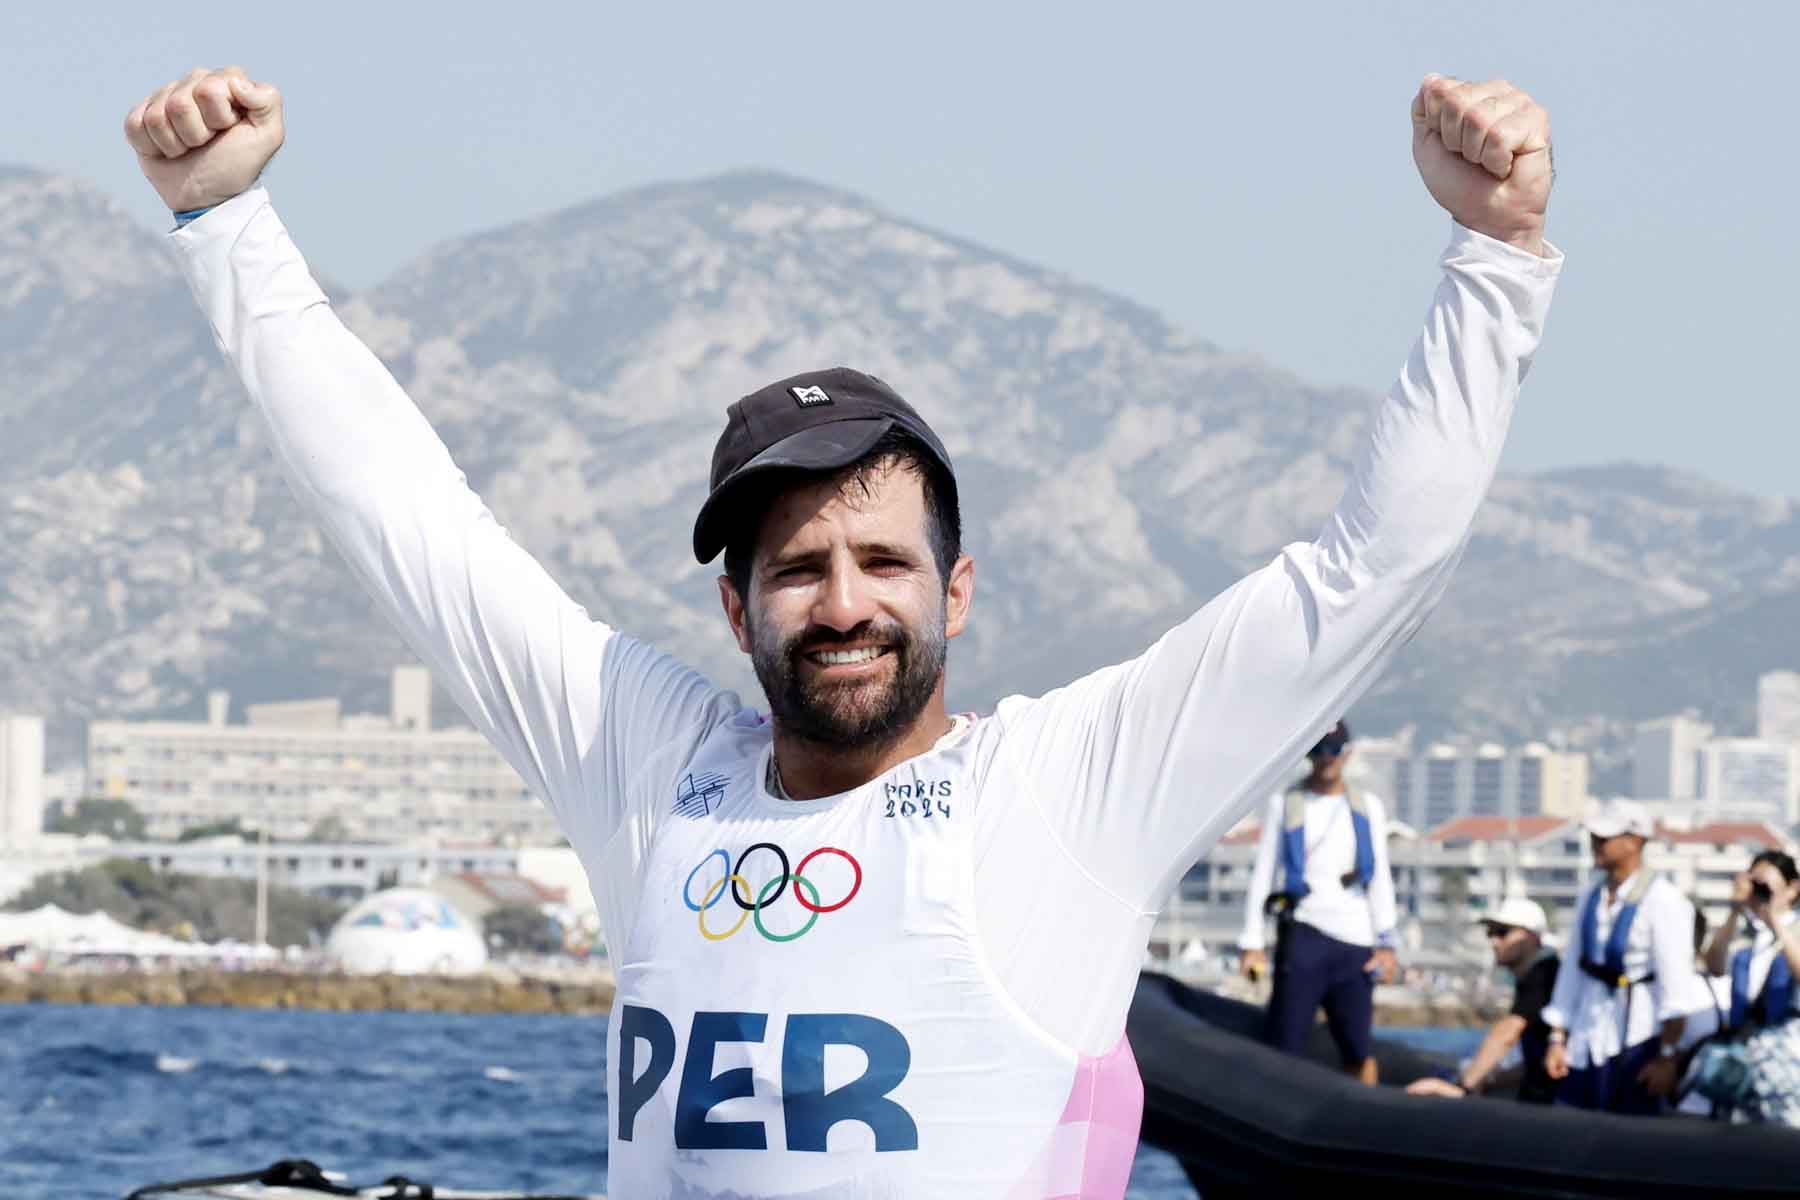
171, 189, 1561, 1198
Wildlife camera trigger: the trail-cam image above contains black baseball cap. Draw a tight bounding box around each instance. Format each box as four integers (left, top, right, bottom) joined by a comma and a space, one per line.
692, 367, 956, 563
1309, 720, 1351, 758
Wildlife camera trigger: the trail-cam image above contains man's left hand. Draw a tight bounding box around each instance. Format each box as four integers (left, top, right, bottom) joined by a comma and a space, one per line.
1411, 75, 1552, 256
1637, 1053, 1681, 1098
1366, 947, 1399, 985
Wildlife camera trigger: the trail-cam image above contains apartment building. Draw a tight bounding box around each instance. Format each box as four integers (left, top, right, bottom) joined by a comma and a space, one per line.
85, 667, 559, 844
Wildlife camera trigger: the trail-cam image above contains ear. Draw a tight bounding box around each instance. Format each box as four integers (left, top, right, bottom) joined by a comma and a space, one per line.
718, 574, 753, 654
943, 553, 976, 639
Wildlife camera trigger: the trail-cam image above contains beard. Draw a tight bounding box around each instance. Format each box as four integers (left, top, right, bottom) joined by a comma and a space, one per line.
748, 608, 947, 750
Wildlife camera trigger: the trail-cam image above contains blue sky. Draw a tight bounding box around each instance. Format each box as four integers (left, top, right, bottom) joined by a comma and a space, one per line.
7, 2, 1795, 496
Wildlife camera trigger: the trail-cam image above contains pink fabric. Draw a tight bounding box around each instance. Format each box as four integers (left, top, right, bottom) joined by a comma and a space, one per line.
1008, 1033, 1144, 1199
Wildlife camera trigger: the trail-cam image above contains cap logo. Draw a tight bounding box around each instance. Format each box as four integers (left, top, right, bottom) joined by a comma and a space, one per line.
790, 385, 833, 409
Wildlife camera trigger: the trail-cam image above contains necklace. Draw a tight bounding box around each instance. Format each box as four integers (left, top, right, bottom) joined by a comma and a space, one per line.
766, 753, 790, 800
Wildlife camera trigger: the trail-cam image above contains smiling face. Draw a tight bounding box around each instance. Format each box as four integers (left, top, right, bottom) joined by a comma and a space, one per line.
719, 457, 974, 750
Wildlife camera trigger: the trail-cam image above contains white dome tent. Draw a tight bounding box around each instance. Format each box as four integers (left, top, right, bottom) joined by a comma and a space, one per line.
326, 888, 487, 975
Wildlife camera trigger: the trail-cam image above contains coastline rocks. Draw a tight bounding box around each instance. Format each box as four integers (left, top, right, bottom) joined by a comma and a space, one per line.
0, 964, 616, 1015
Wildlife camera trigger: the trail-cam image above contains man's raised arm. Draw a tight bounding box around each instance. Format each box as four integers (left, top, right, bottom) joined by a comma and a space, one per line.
125, 68, 729, 847
995, 76, 1562, 912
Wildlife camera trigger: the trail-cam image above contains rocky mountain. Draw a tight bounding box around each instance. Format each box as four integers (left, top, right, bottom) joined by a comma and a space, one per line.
2, 165, 1796, 784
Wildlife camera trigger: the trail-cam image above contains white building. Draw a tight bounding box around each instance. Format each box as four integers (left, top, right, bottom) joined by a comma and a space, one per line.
86, 667, 559, 844
1633, 715, 1713, 802
0, 714, 46, 848
1697, 737, 1800, 825
1385, 741, 1588, 830
1758, 671, 1800, 745
59, 836, 529, 903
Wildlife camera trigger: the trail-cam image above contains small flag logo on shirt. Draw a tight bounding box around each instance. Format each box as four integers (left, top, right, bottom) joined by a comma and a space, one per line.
674, 772, 728, 819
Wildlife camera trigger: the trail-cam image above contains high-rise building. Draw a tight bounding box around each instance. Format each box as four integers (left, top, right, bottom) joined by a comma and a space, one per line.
1758, 671, 1800, 745
1633, 715, 1713, 801
1516, 743, 1589, 818
1698, 738, 1800, 824
391, 665, 432, 733
1387, 740, 1589, 828
0, 715, 46, 848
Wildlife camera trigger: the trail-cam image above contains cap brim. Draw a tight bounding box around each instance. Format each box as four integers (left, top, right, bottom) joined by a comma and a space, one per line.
692, 417, 896, 563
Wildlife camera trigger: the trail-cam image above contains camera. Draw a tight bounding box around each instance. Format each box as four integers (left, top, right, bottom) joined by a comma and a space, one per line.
1752, 881, 1773, 905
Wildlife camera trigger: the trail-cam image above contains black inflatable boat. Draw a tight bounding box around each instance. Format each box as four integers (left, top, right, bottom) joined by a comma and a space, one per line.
1127, 972, 1800, 1199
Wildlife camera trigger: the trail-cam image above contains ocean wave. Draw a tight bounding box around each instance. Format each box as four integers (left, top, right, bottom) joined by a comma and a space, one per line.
482, 1065, 523, 1083
25, 1042, 175, 1079
156, 1054, 197, 1074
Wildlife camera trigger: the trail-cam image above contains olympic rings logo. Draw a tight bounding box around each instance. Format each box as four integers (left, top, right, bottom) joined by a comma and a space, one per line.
681, 843, 864, 943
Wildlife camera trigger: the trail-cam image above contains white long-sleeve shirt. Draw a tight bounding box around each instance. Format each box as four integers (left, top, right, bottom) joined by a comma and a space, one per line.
1238, 788, 1398, 951
1541, 873, 1702, 1067
170, 188, 1559, 1199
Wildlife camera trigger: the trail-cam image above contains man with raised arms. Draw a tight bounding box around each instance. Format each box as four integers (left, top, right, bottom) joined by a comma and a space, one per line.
125, 66, 1559, 1198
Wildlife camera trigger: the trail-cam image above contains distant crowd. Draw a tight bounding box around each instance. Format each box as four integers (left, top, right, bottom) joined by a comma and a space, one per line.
1243, 723, 1800, 1126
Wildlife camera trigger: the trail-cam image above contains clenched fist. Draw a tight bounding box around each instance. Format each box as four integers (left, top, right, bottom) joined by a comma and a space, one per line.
1412, 75, 1551, 256
125, 68, 284, 213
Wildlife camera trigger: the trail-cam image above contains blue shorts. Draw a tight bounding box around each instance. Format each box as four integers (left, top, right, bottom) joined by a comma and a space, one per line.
1264, 920, 1375, 1068
1555, 1036, 1664, 1115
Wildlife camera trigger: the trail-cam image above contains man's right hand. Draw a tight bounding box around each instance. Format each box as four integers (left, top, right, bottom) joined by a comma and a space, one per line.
1240, 948, 1268, 981
1544, 1041, 1569, 1080
125, 67, 284, 213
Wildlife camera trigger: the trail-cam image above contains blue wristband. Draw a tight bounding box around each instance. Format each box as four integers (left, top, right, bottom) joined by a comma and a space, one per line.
172, 207, 214, 229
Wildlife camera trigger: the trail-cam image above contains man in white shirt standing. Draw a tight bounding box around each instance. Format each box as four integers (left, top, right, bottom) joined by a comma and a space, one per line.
1239, 721, 1399, 1084
1543, 798, 1701, 1114
124, 65, 1560, 1198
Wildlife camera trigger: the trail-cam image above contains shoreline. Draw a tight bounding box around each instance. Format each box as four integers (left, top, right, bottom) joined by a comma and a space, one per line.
0, 964, 616, 1015
2, 964, 1499, 1027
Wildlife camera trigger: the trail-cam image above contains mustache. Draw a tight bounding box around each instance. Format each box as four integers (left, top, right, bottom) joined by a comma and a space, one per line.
785, 621, 910, 655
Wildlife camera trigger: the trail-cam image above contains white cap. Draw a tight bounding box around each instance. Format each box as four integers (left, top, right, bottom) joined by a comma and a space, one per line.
1478, 897, 1550, 938
1582, 797, 1654, 841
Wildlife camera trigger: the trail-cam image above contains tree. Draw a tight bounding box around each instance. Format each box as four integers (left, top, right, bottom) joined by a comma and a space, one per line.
5, 859, 345, 947
177, 819, 251, 843
45, 797, 147, 840
305, 816, 350, 843
483, 903, 565, 956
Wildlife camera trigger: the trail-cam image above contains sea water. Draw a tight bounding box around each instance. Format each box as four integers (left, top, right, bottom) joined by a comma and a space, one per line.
0, 1003, 1475, 1199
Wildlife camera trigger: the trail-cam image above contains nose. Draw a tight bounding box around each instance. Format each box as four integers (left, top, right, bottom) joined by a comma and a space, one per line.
811, 554, 879, 634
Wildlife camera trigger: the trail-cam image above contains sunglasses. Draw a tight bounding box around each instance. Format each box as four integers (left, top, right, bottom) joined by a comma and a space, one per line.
1309, 737, 1349, 759
1483, 925, 1520, 940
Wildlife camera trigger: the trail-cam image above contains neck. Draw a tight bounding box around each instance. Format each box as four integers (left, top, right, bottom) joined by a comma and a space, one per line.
1305, 772, 1345, 795
1506, 943, 1543, 980
770, 690, 954, 801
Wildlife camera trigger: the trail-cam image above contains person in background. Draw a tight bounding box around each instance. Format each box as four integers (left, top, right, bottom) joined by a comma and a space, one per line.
1542, 798, 1701, 1113
1676, 849, 1800, 1124
1407, 897, 1561, 1103
1701, 850, 1800, 1033
1240, 720, 1399, 1084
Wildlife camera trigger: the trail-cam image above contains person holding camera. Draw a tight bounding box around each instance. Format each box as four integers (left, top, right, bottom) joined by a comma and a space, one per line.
1683, 850, 1800, 1124
1701, 850, 1800, 1030
1239, 721, 1400, 1085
